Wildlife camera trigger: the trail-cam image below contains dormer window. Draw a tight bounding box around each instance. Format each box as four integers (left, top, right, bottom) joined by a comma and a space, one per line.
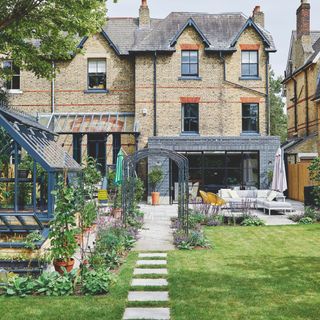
181, 51, 199, 77
241, 51, 258, 78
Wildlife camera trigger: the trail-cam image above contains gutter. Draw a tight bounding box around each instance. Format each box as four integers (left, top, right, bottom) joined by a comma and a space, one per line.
153, 52, 157, 137
266, 52, 270, 135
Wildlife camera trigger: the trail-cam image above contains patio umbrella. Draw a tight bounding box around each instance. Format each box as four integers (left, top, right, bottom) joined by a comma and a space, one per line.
271, 147, 288, 192
114, 149, 124, 186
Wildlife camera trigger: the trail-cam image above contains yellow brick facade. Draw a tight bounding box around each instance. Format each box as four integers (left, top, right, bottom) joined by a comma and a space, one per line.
7, 25, 271, 163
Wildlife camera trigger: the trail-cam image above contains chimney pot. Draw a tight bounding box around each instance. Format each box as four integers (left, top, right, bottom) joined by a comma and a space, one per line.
139, 0, 150, 28
252, 5, 265, 28
296, 0, 311, 39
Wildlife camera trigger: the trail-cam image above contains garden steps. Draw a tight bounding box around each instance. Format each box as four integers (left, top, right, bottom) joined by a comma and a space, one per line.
123, 252, 171, 319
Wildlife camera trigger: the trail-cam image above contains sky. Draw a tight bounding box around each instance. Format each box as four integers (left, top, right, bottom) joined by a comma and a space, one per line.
107, 0, 320, 78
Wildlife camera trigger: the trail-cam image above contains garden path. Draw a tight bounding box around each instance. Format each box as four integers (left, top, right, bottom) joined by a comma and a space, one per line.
133, 205, 176, 251
123, 252, 170, 320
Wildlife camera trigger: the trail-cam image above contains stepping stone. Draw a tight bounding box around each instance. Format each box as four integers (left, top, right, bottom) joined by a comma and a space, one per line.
136, 260, 167, 266
128, 291, 169, 302
131, 279, 168, 287
123, 308, 170, 320
139, 253, 167, 258
134, 268, 168, 275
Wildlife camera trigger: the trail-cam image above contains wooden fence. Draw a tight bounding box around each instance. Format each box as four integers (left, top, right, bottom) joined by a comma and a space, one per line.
288, 163, 314, 202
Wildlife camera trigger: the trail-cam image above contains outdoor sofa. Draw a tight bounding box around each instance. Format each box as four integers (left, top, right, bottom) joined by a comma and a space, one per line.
218, 189, 293, 215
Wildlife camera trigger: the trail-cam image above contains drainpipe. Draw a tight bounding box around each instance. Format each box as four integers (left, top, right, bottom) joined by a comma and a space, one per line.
51, 61, 55, 114
304, 69, 309, 136
153, 52, 157, 137
266, 52, 270, 135
290, 75, 298, 133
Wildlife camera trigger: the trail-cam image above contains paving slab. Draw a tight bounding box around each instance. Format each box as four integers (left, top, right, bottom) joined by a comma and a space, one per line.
136, 260, 167, 266
128, 291, 169, 302
131, 279, 168, 287
123, 308, 170, 320
133, 205, 176, 251
139, 253, 168, 258
134, 268, 168, 275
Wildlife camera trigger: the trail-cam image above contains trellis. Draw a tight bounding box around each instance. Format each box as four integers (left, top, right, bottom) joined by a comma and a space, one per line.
122, 148, 190, 233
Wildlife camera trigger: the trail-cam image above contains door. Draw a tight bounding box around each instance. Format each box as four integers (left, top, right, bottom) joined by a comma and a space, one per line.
87, 133, 106, 176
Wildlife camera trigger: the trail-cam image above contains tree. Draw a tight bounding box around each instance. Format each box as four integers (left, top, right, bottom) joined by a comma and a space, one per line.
270, 70, 287, 143
0, 0, 115, 80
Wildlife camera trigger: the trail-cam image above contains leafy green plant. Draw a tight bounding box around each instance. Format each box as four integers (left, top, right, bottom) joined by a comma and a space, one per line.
82, 201, 97, 229
25, 231, 43, 250
148, 166, 163, 192
173, 229, 211, 250
241, 216, 265, 226
49, 177, 78, 263
81, 268, 114, 295
82, 157, 102, 200
5, 276, 35, 297
33, 271, 76, 296
299, 217, 314, 225
113, 186, 122, 209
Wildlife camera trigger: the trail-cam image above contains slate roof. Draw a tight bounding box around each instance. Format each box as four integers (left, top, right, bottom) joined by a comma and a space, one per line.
101, 12, 276, 55
285, 31, 320, 77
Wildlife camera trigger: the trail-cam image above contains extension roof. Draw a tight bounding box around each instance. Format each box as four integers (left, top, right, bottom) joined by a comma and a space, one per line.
0, 106, 81, 172
93, 12, 276, 55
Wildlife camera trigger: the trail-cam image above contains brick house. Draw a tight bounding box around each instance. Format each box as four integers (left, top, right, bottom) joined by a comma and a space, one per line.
283, 0, 320, 163
4, 1, 279, 203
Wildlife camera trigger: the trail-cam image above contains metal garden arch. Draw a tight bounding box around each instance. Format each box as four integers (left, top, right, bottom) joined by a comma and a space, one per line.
122, 148, 189, 233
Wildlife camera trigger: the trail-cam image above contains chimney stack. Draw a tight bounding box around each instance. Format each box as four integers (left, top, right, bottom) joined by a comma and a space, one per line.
252, 6, 265, 28
139, 0, 150, 29
297, 0, 310, 39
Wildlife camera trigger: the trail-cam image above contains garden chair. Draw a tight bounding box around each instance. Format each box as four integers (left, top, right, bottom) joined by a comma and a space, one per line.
207, 192, 227, 207
199, 190, 210, 204
189, 182, 200, 203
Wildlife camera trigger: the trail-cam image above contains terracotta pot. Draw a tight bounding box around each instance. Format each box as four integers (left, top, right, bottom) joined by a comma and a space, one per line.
112, 208, 122, 219
53, 258, 75, 274
151, 192, 160, 205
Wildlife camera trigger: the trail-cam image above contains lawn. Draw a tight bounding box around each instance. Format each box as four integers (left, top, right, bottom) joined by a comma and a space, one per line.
0, 253, 137, 320
168, 224, 320, 320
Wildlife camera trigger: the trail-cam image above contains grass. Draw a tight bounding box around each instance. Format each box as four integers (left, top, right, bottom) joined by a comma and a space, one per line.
0, 253, 137, 320
168, 224, 320, 320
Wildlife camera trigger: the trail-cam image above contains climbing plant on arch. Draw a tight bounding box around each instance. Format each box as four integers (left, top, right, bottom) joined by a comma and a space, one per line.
122, 148, 190, 233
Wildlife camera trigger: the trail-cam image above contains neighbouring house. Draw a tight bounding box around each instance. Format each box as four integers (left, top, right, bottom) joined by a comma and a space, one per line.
2, 1, 279, 204
283, 0, 319, 202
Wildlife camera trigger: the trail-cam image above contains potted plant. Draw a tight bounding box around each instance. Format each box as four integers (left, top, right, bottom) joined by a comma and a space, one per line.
18, 155, 33, 179
50, 178, 78, 274
148, 166, 163, 205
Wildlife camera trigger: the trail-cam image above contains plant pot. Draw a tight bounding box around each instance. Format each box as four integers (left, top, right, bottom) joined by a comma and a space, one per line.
53, 258, 75, 274
18, 169, 29, 179
151, 192, 160, 205
112, 208, 122, 220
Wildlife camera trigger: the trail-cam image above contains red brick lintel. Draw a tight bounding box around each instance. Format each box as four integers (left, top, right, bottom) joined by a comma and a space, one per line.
180, 44, 200, 50
180, 97, 201, 104
239, 44, 261, 51
240, 97, 261, 104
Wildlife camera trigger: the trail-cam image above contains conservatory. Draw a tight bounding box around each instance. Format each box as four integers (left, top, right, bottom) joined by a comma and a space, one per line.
0, 105, 81, 243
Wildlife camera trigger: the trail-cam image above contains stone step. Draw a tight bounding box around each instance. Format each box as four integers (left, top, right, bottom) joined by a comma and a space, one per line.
138, 253, 167, 258
134, 268, 168, 275
131, 278, 168, 287
128, 291, 169, 302
123, 308, 170, 320
136, 260, 167, 266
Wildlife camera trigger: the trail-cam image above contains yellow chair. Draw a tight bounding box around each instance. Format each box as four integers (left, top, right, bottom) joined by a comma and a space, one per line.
199, 190, 210, 204
207, 192, 226, 207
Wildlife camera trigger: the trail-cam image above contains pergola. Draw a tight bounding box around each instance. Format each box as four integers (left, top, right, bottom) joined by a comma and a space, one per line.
0, 106, 81, 234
